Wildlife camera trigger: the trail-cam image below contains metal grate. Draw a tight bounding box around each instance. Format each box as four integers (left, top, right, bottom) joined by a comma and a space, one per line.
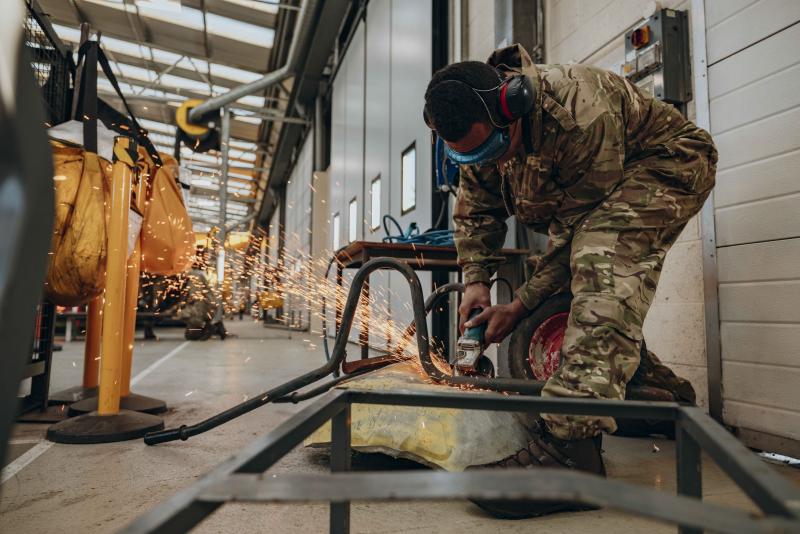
17, 1, 73, 418
23, 1, 73, 126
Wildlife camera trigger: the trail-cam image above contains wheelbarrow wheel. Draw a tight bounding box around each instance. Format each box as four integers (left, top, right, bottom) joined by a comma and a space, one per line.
504, 293, 678, 438
506, 293, 572, 381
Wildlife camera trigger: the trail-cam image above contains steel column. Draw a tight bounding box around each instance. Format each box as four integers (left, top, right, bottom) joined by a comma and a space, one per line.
690, 0, 724, 424
677, 422, 702, 534
330, 404, 351, 534
214, 106, 231, 323
679, 407, 800, 519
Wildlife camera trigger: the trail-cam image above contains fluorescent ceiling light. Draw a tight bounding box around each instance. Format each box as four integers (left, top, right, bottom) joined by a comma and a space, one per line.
221, 0, 279, 15
235, 115, 262, 125
135, 0, 182, 12
148, 132, 176, 145
209, 64, 262, 84
67, 2, 274, 48
139, 118, 176, 135
206, 13, 274, 48
229, 139, 258, 150
152, 143, 175, 154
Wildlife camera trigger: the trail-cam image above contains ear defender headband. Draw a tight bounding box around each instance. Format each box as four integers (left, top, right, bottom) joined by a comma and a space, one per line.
423, 71, 535, 130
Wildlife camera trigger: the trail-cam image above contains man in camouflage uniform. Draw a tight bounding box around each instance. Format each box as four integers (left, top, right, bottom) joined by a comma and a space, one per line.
424, 44, 716, 517
178, 248, 227, 341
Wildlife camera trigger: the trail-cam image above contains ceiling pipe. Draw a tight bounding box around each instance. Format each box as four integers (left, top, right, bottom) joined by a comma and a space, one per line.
187, 0, 317, 123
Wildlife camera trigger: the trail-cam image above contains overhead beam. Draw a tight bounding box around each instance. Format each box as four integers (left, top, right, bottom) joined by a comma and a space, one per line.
190, 187, 257, 203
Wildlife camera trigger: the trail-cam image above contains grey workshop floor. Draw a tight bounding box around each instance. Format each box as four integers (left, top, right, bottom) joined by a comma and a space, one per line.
2, 319, 799, 533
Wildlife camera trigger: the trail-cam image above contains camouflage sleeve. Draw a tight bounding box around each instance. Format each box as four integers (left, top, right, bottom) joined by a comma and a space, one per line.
516, 221, 572, 310
453, 163, 510, 285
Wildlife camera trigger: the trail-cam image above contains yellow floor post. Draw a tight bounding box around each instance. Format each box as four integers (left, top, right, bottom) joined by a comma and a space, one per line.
82, 296, 102, 389
120, 172, 145, 398
63, 148, 166, 417
46, 136, 164, 443
97, 137, 134, 416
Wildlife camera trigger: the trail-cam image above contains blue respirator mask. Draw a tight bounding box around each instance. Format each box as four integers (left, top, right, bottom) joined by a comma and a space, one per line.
424, 71, 534, 166
443, 128, 510, 165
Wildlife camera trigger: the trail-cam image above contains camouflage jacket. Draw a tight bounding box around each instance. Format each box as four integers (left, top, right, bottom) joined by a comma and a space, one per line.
454, 44, 715, 309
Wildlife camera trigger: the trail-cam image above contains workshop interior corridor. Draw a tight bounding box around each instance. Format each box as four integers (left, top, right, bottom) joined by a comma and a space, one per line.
2, 0, 799, 532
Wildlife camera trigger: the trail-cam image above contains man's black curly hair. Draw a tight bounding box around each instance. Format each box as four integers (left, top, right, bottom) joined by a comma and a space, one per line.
424, 61, 502, 142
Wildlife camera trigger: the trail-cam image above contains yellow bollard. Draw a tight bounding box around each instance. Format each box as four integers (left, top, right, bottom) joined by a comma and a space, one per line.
119, 253, 139, 397
119, 174, 144, 397
46, 136, 164, 443
82, 296, 102, 389
97, 137, 135, 416
65, 148, 166, 416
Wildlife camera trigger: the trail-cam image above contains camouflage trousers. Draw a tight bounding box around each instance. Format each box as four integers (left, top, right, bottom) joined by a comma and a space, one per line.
541, 149, 715, 440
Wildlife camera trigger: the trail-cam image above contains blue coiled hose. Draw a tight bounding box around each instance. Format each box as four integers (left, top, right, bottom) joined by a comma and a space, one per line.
381, 214, 454, 247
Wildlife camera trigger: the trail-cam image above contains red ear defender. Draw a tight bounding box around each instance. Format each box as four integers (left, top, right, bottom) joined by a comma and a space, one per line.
499, 83, 514, 121
497, 74, 535, 123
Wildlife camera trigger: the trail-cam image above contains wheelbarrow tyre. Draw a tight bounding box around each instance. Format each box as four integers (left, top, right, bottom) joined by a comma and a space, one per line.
506, 293, 679, 438
506, 293, 573, 381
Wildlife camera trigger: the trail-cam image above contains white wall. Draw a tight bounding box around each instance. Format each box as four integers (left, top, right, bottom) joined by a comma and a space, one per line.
706, 0, 800, 449
538, 0, 711, 406
283, 132, 314, 328
364, 0, 393, 346
325, 0, 434, 349
465, 0, 496, 60
387, 0, 434, 344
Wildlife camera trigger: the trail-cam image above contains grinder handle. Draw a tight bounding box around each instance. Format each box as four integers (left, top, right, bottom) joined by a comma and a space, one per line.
463, 307, 487, 345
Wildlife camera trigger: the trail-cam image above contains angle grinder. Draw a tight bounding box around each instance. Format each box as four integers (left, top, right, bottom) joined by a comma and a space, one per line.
453, 308, 495, 377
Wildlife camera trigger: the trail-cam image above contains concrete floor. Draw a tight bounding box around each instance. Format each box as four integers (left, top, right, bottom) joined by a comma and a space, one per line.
2, 319, 799, 533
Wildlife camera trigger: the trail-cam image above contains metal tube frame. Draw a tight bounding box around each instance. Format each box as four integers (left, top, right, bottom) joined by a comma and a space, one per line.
123, 388, 800, 534
129, 258, 800, 532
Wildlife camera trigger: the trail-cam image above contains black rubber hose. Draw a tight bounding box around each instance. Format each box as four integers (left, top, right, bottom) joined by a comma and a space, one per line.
321, 247, 349, 377
144, 257, 430, 445
145, 258, 545, 445
273, 368, 372, 404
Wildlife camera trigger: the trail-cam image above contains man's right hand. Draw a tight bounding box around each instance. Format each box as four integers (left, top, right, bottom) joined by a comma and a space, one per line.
459, 282, 491, 334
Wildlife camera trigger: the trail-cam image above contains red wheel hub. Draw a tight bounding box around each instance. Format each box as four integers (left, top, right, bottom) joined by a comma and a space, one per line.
527, 312, 568, 380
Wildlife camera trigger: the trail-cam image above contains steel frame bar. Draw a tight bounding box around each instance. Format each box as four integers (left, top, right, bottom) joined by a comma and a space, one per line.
193, 472, 798, 534
124, 389, 800, 534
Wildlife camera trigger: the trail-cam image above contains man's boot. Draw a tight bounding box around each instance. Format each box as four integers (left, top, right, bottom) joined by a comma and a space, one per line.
467, 420, 605, 519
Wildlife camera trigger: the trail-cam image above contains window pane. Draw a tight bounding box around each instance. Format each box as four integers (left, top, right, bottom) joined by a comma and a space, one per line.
370, 177, 381, 230
348, 199, 358, 243
401, 145, 416, 213
332, 213, 341, 250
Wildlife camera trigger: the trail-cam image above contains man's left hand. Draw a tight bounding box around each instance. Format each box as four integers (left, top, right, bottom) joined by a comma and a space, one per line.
463, 298, 529, 345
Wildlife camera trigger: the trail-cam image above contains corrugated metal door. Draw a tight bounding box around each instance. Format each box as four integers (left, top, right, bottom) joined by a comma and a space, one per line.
706, 0, 800, 449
